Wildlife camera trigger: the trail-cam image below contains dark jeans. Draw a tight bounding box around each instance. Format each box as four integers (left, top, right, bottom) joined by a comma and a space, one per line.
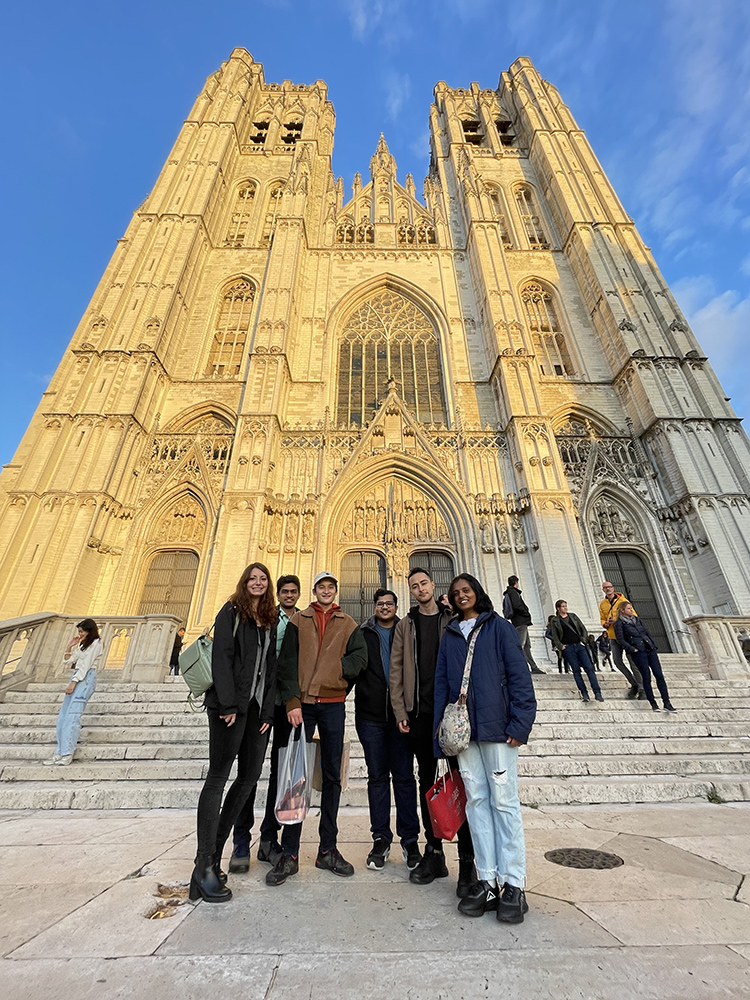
195, 702, 269, 862
633, 649, 672, 706
232, 702, 291, 853
611, 638, 644, 692
562, 644, 601, 698
280, 701, 345, 856
355, 716, 420, 847
408, 711, 473, 856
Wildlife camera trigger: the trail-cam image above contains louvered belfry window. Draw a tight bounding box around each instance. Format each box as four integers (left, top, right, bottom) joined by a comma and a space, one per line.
337, 290, 446, 427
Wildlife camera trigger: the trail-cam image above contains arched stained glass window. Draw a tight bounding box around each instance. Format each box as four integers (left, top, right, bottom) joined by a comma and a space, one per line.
337, 290, 446, 427
521, 281, 575, 377
205, 278, 255, 378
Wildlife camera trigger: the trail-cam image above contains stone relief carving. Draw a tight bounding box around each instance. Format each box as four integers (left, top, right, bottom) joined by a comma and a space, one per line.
340, 480, 451, 545
148, 496, 206, 546
589, 497, 640, 544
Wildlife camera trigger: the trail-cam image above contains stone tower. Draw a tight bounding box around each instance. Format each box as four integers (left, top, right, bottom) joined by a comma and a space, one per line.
1, 50, 749, 648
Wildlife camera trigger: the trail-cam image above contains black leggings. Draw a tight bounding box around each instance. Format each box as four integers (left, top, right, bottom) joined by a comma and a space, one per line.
195, 702, 269, 862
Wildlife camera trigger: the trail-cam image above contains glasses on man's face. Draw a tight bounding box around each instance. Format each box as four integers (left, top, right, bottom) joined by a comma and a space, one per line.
375, 602, 395, 609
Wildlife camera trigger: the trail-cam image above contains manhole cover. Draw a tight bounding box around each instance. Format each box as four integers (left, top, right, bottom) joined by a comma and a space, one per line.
544, 848, 624, 870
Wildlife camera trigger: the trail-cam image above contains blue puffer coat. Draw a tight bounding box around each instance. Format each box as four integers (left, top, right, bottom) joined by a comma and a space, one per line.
434, 611, 537, 753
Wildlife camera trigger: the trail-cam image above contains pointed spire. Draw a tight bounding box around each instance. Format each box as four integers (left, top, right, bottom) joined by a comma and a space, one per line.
370, 133, 396, 180
352, 172, 362, 198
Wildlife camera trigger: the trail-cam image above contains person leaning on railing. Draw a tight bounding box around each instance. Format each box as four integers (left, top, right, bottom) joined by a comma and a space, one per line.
43, 618, 102, 766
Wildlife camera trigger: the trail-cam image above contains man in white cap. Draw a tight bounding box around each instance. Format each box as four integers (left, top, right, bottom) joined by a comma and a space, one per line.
269, 571, 367, 886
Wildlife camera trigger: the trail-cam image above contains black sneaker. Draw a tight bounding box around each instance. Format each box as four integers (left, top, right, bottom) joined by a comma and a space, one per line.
663, 703, 677, 712
496, 883, 529, 924
594, 693, 604, 703
265, 853, 299, 886
257, 840, 284, 866
457, 879, 499, 917
456, 852, 477, 898
228, 848, 250, 873
651, 702, 660, 712
581, 695, 590, 703
626, 686, 638, 699
316, 848, 355, 877
366, 839, 391, 871
530, 666, 545, 675
637, 692, 647, 700
409, 845, 449, 885
402, 842, 422, 870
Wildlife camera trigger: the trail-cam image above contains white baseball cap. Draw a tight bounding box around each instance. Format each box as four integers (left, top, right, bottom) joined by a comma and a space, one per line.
313, 571, 338, 588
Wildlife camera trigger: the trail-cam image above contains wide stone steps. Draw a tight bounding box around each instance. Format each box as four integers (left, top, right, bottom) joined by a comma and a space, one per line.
0, 666, 748, 808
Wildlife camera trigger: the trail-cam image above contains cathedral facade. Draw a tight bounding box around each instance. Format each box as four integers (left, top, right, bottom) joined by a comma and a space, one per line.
2, 50, 750, 648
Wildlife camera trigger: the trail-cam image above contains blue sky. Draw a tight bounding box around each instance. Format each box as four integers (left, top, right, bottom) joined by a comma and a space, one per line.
1, 0, 749, 464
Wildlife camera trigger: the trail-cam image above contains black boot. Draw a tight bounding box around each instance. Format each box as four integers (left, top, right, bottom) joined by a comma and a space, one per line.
456, 852, 477, 898
190, 854, 232, 902
409, 844, 449, 885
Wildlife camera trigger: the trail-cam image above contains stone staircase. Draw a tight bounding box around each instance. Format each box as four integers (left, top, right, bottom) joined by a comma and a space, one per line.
0, 656, 748, 809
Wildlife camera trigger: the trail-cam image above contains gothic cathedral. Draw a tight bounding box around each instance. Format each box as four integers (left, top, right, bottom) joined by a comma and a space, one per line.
2, 50, 749, 646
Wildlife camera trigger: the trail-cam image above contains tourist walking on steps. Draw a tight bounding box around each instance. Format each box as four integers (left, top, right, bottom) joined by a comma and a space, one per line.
503, 576, 545, 674
44, 618, 102, 766
268, 571, 368, 886
549, 601, 604, 703
190, 563, 278, 903
169, 627, 185, 675
599, 582, 645, 698
435, 574, 537, 923
228, 574, 301, 874
390, 567, 477, 897
545, 614, 565, 673
615, 603, 676, 713
356, 590, 421, 871
597, 630, 615, 671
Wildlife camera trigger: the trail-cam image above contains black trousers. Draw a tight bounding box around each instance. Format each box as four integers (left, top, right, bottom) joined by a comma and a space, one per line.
232, 702, 291, 851
195, 701, 269, 862
408, 711, 473, 856
633, 649, 672, 706
611, 638, 644, 692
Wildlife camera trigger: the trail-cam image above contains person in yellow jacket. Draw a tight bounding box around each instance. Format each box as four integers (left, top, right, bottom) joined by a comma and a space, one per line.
599, 581, 645, 698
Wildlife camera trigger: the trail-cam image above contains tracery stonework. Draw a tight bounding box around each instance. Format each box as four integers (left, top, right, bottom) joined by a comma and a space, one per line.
1, 50, 749, 634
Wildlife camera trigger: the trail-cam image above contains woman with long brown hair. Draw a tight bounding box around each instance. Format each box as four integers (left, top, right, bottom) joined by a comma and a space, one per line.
191, 563, 278, 902
44, 618, 103, 766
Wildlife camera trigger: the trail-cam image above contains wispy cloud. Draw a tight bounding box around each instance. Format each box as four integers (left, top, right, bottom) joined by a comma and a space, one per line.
673, 275, 750, 419
383, 69, 411, 120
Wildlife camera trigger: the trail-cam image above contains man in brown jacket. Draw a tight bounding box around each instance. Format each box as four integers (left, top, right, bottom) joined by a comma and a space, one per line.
268, 572, 367, 886
390, 566, 476, 895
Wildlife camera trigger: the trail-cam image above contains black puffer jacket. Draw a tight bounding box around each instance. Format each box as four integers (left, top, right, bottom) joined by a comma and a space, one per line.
205, 601, 277, 720
355, 615, 399, 723
614, 615, 658, 654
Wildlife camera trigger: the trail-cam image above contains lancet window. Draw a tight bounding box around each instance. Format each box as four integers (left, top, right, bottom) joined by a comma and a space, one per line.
205, 278, 255, 378
416, 218, 436, 245
487, 188, 513, 247
224, 182, 256, 247
260, 185, 284, 247
521, 282, 575, 377
515, 187, 549, 249
337, 289, 446, 427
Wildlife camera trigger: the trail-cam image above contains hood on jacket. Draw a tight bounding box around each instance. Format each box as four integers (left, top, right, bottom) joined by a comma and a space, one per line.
362, 614, 401, 632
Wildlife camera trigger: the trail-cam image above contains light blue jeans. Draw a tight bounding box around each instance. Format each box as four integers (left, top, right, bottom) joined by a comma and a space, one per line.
457, 741, 526, 888
56, 670, 97, 756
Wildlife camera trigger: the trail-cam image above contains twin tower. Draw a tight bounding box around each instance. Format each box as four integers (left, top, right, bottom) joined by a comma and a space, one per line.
2, 49, 749, 647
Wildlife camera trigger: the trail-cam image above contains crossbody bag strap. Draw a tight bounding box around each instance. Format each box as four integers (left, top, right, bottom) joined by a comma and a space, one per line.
458, 623, 483, 705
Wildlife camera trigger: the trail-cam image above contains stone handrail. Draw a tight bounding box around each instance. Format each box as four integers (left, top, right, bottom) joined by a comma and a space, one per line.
682, 615, 750, 680
0, 612, 182, 698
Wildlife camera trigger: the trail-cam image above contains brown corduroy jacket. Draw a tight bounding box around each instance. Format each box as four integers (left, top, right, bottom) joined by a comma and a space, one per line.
277, 605, 367, 710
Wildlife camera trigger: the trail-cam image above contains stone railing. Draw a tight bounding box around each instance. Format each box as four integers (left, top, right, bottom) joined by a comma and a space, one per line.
0, 612, 181, 698
682, 615, 750, 680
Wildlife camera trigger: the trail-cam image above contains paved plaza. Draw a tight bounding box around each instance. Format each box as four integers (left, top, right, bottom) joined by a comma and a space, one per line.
0, 802, 748, 999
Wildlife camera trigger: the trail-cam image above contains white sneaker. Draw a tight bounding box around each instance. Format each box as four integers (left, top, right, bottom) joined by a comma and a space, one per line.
43, 755, 61, 766
55, 755, 74, 766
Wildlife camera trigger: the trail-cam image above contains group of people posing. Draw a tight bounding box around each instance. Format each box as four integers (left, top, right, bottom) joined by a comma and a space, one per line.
191, 563, 537, 925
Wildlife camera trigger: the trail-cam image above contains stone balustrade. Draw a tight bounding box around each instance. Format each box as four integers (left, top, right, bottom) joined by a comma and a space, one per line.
683, 614, 750, 680
0, 612, 182, 696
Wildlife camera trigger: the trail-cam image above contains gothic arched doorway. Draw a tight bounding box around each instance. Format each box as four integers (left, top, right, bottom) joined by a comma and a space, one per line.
600, 550, 671, 652
409, 551, 455, 605
138, 550, 199, 624
339, 551, 387, 623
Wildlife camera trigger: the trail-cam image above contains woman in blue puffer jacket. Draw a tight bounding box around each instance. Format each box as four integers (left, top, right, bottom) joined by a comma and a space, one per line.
434, 574, 536, 924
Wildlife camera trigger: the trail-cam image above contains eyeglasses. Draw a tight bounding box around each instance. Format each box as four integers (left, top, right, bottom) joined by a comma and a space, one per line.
375, 602, 396, 608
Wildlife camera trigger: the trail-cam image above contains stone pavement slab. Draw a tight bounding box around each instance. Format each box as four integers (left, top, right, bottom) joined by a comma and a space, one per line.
0, 883, 110, 956
577, 898, 750, 947
663, 836, 750, 873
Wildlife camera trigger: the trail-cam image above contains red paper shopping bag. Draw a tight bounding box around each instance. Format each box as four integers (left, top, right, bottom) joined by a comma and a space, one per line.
426, 768, 467, 841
